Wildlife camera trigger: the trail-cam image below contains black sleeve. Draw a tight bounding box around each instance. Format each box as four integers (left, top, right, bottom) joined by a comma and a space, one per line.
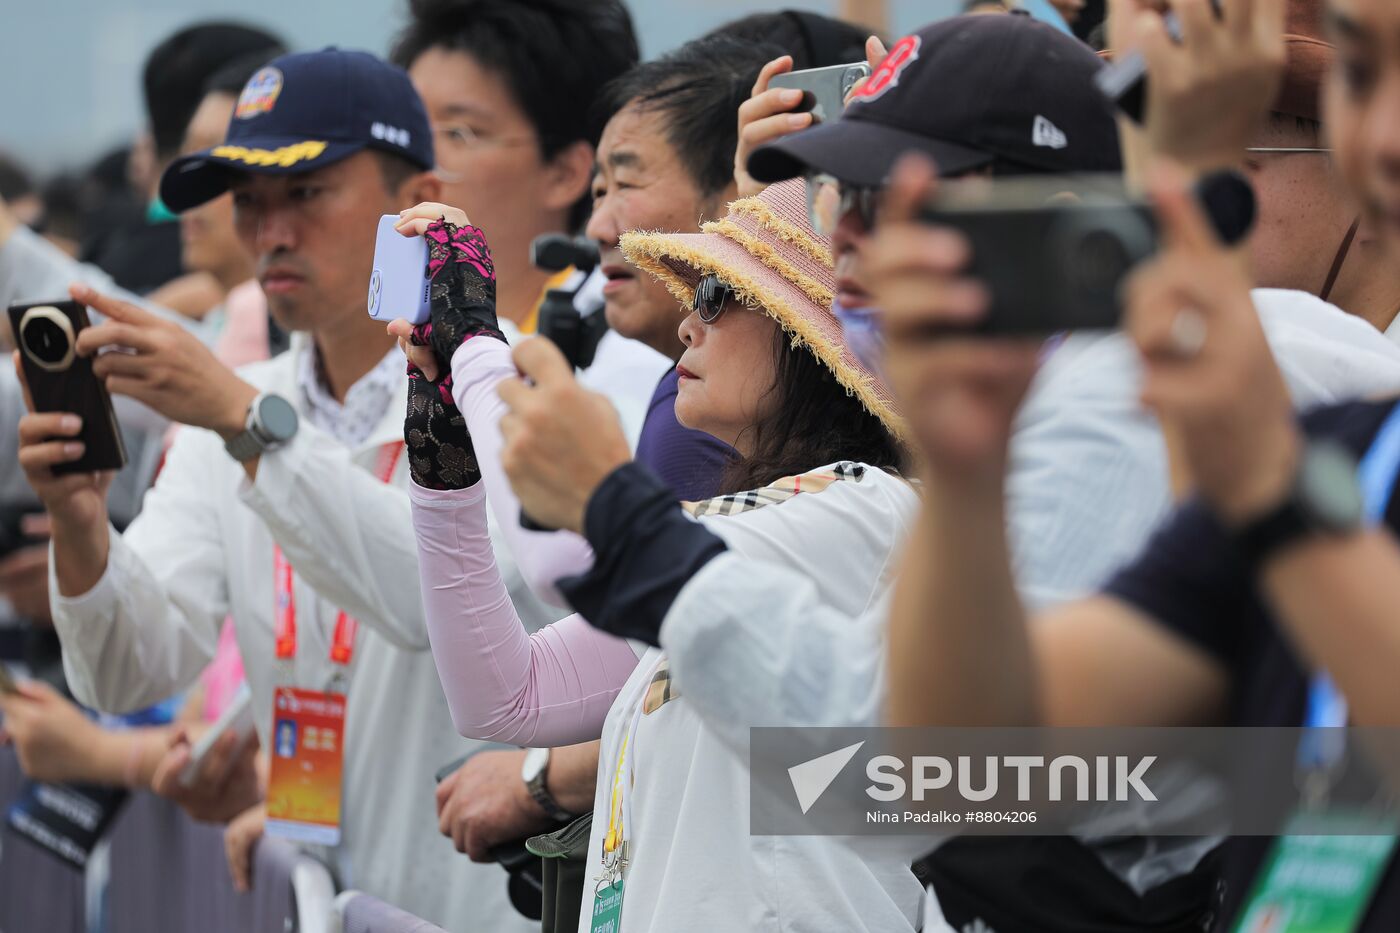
556, 462, 729, 646
1101, 499, 1258, 670
1104, 397, 1400, 666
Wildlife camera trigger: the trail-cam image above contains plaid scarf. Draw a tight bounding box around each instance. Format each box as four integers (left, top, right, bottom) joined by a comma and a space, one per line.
682, 462, 867, 518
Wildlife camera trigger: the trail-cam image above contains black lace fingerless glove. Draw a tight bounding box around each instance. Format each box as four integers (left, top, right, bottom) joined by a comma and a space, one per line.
411, 219, 506, 387
404, 365, 481, 490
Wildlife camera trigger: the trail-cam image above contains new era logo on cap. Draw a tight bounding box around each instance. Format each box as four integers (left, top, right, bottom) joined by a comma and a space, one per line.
1032, 115, 1068, 150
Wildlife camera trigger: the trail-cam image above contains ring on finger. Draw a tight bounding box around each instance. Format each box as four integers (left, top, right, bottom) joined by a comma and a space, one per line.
1168, 307, 1207, 358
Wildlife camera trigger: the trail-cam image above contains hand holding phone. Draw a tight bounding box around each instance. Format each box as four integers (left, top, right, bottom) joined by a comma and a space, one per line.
368, 215, 431, 325
179, 683, 256, 787
8, 300, 127, 474
769, 62, 873, 125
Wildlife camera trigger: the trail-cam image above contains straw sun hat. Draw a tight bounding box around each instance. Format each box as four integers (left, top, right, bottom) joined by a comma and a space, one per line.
619, 178, 906, 444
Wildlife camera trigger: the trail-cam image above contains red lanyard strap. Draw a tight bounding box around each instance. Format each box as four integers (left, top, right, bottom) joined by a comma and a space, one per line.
273, 441, 405, 667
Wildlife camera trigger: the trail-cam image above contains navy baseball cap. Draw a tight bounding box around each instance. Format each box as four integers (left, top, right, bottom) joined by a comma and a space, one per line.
748, 14, 1122, 187
160, 48, 434, 212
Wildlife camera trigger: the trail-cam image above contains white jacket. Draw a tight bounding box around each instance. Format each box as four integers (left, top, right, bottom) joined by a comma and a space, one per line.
49, 336, 538, 932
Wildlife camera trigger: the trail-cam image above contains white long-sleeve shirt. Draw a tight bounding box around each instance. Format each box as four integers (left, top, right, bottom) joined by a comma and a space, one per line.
47, 334, 541, 931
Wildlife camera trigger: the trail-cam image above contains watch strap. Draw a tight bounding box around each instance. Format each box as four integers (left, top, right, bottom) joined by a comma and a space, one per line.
1231, 439, 1363, 571
1233, 499, 1313, 571
224, 424, 268, 462
523, 750, 572, 822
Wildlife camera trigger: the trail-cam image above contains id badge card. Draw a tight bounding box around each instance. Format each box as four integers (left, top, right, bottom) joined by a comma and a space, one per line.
265, 686, 346, 846
1232, 811, 1399, 933
590, 878, 625, 933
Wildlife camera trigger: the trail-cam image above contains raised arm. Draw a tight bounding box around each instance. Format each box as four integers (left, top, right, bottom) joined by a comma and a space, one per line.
871, 157, 1227, 729
450, 337, 596, 603
390, 207, 595, 605
411, 480, 639, 747
38, 425, 230, 713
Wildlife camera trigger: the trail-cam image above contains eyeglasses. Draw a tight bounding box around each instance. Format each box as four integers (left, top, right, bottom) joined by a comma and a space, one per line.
432, 124, 538, 151
431, 124, 542, 184
805, 174, 880, 237
692, 273, 734, 324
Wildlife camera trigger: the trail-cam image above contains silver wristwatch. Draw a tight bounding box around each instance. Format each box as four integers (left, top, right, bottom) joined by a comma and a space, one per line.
521, 747, 573, 822
224, 392, 299, 462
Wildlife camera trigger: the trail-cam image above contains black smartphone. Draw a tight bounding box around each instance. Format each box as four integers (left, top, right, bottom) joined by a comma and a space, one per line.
8, 300, 127, 474
919, 175, 1156, 335
917, 171, 1254, 337
1095, 1, 1223, 123
769, 62, 872, 124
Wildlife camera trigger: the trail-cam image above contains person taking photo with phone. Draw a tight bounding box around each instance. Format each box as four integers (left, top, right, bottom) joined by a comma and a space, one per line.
14, 49, 536, 931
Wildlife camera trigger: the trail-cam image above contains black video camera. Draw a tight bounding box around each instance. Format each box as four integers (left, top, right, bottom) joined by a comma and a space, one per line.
531, 234, 605, 370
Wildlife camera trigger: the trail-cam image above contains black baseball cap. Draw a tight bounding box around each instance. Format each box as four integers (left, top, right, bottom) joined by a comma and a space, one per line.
748, 14, 1122, 187
160, 48, 434, 213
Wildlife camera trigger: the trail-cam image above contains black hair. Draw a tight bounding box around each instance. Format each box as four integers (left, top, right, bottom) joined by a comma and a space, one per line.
598, 35, 779, 201
708, 10, 876, 69
390, 0, 639, 228
720, 322, 905, 495
204, 50, 284, 98
1071, 0, 1108, 44
374, 151, 424, 196
143, 22, 286, 161
0, 153, 34, 203
1086, 20, 1109, 52
37, 173, 83, 243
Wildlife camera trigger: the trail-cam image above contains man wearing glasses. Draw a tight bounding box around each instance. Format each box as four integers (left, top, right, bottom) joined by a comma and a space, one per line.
390, 0, 637, 333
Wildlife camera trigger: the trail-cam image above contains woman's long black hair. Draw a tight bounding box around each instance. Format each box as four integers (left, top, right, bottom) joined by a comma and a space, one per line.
717, 324, 905, 495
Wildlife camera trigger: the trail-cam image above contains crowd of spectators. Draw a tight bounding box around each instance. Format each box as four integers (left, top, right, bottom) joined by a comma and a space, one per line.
3, 0, 1400, 931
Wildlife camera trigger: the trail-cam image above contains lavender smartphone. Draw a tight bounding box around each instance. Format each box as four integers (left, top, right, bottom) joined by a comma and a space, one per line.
367, 215, 431, 324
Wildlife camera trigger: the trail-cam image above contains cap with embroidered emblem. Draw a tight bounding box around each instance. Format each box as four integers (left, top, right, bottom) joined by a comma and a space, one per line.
747, 14, 1122, 187
159, 47, 434, 213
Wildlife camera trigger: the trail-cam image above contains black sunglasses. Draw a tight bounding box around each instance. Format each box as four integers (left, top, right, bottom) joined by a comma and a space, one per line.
692, 273, 734, 324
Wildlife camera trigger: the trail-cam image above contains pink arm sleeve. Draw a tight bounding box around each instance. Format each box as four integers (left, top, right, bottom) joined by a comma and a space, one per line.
411, 480, 641, 746
450, 337, 596, 606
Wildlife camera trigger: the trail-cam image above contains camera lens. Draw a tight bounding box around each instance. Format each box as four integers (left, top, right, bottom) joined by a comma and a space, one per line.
23, 316, 71, 366
1068, 227, 1134, 297
1052, 207, 1155, 314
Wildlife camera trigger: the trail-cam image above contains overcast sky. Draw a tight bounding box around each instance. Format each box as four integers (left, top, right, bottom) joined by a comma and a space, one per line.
0, 0, 958, 178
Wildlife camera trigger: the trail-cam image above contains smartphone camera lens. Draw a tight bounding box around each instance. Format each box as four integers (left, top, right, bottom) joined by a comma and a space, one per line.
18, 307, 77, 372
1070, 228, 1133, 296
1053, 209, 1155, 312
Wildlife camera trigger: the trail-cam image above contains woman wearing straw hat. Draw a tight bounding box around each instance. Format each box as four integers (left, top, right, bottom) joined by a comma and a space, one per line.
387, 179, 933, 932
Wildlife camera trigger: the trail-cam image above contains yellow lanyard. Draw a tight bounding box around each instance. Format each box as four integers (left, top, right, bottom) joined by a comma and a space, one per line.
602, 658, 659, 869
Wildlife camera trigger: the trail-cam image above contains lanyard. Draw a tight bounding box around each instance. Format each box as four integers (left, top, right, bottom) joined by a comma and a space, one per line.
272, 441, 405, 669
601, 657, 660, 876
1299, 402, 1400, 768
